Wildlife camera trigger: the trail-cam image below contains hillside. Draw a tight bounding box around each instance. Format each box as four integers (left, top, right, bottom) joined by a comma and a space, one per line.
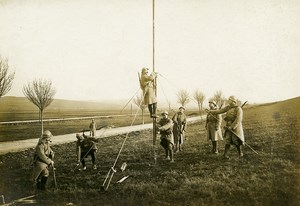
0, 96, 128, 112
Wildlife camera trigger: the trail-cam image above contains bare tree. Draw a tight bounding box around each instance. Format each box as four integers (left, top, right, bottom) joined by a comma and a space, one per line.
0, 56, 15, 98
23, 79, 56, 134
193, 89, 205, 116
212, 90, 225, 108
177, 89, 191, 107
133, 93, 147, 124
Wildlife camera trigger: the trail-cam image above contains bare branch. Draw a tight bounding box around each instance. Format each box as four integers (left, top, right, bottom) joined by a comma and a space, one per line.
0, 56, 15, 98
176, 89, 191, 107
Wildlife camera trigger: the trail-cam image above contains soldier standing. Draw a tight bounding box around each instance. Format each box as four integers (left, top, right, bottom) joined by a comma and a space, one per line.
207, 96, 244, 159
89, 119, 97, 137
205, 100, 223, 154
172, 106, 187, 152
157, 111, 174, 162
140, 67, 158, 118
33, 130, 55, 191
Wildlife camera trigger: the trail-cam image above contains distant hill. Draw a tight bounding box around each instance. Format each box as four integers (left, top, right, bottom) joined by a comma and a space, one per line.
0, 96, 129, 112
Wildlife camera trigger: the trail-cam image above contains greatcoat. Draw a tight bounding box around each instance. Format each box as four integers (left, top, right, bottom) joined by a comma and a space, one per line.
172, 112, 187, 145
157, 117, 174, 149
140, 72, 157, 105
32, 139, 54, 181
206, 109, 223, 141
210, 105, 244, 142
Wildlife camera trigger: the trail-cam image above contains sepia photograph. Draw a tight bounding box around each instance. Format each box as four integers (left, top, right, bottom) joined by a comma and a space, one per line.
0, 0, 299, 205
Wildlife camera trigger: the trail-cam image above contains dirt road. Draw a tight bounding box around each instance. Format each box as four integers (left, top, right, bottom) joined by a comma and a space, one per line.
0, 116, 203, 155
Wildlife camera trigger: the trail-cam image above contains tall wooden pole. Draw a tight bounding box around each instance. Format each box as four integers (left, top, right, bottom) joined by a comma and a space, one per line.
152, 0, 157, 165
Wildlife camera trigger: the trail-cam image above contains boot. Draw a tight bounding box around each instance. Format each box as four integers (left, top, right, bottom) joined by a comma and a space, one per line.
236, 145, 244, 158
41, 176, 48, 191
211, 141, 215, 153
215, 141, 219, 154
223, 144, 230, 159
165, 149, 170, 160
36, 178, 42, 190
151, 103, 157, 118
148, 104, 153, 118
169, 149, 174, 163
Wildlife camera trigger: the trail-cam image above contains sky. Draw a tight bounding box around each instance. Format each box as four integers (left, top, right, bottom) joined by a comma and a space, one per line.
0, 0, 299, 107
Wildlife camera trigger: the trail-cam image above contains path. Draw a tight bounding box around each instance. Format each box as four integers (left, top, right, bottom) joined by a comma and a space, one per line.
0, 116, 204, 155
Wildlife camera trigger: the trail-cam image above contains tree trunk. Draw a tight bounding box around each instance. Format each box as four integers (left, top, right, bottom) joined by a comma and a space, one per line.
41, 109, 44, 135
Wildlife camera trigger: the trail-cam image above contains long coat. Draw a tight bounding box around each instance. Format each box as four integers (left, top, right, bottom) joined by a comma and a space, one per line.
172, 112, 187, 144
33, 139, 54, 181
157, 117, 174, 148
210, 105, 244, 142
206, 109, 223, 141
140, 72, 157, 105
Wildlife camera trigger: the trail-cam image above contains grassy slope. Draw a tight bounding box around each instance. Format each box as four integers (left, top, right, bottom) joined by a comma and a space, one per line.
0, 97, 299, 205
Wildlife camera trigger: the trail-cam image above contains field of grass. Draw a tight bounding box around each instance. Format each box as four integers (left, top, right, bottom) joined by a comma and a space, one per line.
0, 97, 299, 205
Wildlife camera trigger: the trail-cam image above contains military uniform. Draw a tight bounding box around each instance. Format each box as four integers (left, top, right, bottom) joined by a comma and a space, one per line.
76, 134, 98, 170
33, 130, 54, 191
209, 96, 244, 158
89, 119, 97, 137
140, 67, 158, 118
172, 107, 187, 152
206, 101, 223, 153
157, 111, 174, 162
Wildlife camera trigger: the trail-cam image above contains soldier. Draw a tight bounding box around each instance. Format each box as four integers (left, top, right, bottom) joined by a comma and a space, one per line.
76, 133, 98, 170
172, 106, 187, 152
89, 119, 97, 137
140, 67, 158, 118
205, 100, 223, 154
207, 96, 244, 159
157, 111, 174, 162
33, 130, 55, 191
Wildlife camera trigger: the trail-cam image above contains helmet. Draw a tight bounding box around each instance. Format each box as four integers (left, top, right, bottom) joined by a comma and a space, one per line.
161, 111, 168, 115
179, 106, 185, 110
76, 133, 84, 140
141, 67, 149, 73
209, 100, 217, 107
228, 96, 237, 103
42, 130, 53, 139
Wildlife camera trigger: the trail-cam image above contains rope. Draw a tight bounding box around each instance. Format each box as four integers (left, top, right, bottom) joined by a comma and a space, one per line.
102, 89, 147, 191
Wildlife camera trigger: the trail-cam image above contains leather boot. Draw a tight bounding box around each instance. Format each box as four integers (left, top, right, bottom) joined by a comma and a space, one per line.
215, 141, 219, 154
152, 103, 157, 118
165, 149, 170, 160
169, 149, 174, 163
148, 104, 153, 118
41, 176, 48, 191
211, 141, 216, 153
223, 144, 230, 159
36, 177, 42, 190
236, 145, 244, 158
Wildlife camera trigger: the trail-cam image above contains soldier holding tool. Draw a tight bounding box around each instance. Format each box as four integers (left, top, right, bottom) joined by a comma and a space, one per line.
205, 100, 223, 154
76, 132, 99, 170
156, 111, 175, 162
172, 106, 187, 152
140, 67, 158, 118
207, 96, 245, 159
33, 130, 55, 191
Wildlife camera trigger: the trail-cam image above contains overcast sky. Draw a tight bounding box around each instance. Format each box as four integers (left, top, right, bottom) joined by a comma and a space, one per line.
0, 0, 299, 106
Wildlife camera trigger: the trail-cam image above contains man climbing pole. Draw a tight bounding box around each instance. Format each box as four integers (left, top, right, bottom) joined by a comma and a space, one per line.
140, 67, 158, 118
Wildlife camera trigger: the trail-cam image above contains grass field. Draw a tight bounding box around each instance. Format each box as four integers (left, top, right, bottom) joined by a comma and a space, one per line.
0, 97, 299, 205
